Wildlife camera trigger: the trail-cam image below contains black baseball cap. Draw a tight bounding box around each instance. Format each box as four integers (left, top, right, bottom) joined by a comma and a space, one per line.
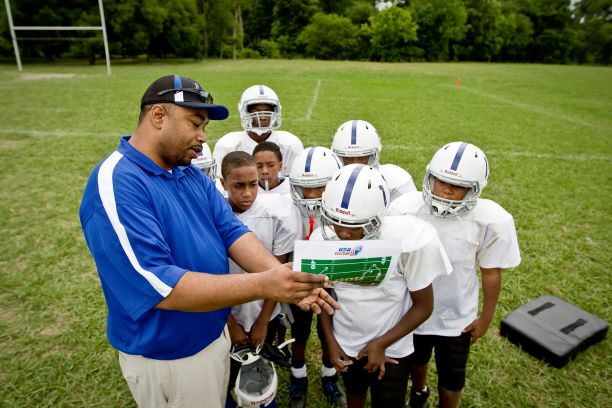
140, 74, 229, 120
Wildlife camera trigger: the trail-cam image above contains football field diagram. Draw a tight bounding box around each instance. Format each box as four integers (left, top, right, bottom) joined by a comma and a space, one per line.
301, 256, 392, 286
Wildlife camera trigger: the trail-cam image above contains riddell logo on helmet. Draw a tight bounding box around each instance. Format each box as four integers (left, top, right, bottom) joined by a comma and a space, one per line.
335, 207, 351, 215
444, 169, 459, 176
301, 172, 313, 177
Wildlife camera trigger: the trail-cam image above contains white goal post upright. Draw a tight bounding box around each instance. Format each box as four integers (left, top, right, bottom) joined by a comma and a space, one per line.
4, 0, 112, 75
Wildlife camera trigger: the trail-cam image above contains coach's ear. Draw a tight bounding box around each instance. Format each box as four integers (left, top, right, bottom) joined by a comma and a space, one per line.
149, 104, 167, 129
219, 177, 226, 189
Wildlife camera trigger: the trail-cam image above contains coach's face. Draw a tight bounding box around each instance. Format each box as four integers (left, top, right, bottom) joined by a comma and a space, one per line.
157, 104, 209, 169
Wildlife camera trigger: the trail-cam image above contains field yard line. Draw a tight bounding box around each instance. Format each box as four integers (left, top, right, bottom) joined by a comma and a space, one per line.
457, 85, 603, 130
304, 79, 321, 121
385, 144, 610, 162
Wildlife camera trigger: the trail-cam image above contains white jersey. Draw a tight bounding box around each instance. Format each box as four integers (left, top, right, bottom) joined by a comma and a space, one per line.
379, 164, 417, 202
258, 177, 290, 195
310, 215, 452, 358
213, 130, 304, 177
293, 202, 322, 240
388, 192, 521, 336
230, 194, 300, 331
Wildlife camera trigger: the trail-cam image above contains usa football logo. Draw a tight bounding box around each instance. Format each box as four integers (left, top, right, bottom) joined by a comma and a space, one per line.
335, 245, 363, 256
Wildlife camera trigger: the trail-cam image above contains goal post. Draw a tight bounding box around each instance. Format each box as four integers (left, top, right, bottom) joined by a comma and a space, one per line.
4, 0, 112, 75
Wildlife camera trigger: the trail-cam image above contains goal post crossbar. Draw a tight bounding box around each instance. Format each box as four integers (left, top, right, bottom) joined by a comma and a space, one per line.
4, 0, 112, 75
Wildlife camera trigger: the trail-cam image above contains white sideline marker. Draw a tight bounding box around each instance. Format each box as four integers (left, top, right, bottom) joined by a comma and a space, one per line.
305, 79, 321, 121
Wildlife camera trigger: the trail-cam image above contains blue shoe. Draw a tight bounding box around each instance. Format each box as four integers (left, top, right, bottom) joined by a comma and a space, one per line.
288, 375, 307, 408
321, 375, 347, 408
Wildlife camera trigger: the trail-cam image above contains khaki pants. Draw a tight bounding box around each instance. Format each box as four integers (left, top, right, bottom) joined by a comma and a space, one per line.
119, 327, 231, 408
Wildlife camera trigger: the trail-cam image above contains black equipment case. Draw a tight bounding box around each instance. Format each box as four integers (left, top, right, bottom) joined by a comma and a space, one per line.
500, 295, 608, 368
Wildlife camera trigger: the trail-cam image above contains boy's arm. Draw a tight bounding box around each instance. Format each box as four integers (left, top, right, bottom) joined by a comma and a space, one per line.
357, 284, 434, 379
227, 314, 248, 347
319, 308, 353, 373
463, 267, 502, 345
249, 253, 289, 347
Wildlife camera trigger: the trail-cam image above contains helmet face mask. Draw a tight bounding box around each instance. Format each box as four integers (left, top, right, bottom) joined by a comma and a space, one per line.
332, 120, 382, 168
422, 142, 488, 218
320, 164, 389, 241
191, 142, 216, 179
289, 147, 343, 214
238, 85, 282, 135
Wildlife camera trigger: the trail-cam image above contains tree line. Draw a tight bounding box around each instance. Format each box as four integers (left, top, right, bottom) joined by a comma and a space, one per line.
1, 0, 610, 65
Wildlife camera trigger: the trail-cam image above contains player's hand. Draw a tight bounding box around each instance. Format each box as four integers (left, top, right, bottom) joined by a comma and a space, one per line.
328, 341, 353, 373
357, 340, 397, 380
297, 287, 339, 315
227, 320, 248, 347
248, 317, 268, 348
462, 316, 492, 345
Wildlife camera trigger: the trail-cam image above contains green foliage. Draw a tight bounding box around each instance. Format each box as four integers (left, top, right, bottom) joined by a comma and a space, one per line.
410, 0, 468, 61
458, 0, 505, 61
369, 6, 419, 61
271, 0, 321, 56
238, 47, 261, 59
0, 0, 609, 64
344, 1, 377, 25
298, 13, 360, 60
258, 39, 282, 58
497, 6, 535, 61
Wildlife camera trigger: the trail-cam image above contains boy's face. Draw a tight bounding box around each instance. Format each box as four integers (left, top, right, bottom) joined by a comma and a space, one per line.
222, 165, 259, 212
340, 155, 370, 166
254, 150, 282, 189
333, 224, 365, 240
302, 186, 326, 200
248, 103, 273, 128
433, 178, 469, 201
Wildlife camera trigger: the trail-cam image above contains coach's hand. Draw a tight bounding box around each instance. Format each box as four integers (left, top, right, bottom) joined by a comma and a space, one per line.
260, 263, 339, 314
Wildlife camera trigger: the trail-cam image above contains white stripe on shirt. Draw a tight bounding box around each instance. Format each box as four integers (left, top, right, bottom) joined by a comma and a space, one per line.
97, 151, 172, 297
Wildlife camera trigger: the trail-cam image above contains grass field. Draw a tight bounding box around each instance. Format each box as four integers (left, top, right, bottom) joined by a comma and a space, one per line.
0, 59, 610, 407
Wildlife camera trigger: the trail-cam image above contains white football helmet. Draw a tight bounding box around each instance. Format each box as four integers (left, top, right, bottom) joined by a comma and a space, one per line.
289, 147, 343, 211
238, 85, 282, 135
230, 347, 277, 407
423, 141, 489, 217
321, 164, 390, 240
191, 142, 216, 179
332, 120, 382, 168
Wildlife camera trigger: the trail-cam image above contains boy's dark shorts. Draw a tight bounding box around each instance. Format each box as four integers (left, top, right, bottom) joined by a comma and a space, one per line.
409, 332, 472, 392
341, 354, 411, 406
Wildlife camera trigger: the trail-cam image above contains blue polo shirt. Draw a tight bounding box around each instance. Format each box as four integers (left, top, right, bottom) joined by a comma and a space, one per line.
80, 137, 249, 360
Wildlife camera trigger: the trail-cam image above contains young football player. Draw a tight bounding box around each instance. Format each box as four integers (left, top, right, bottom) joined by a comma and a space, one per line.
220, 151, 301, 408
213, 84, 303, 178
387, 142, 521, 408
313, 164, 452, 408
331, 119, 416, 202
287, 147, 346, 407
253, 141, 290, 195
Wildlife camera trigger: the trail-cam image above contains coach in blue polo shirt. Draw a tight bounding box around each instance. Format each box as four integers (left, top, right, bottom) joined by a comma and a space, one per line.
79, 75, 338, 408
